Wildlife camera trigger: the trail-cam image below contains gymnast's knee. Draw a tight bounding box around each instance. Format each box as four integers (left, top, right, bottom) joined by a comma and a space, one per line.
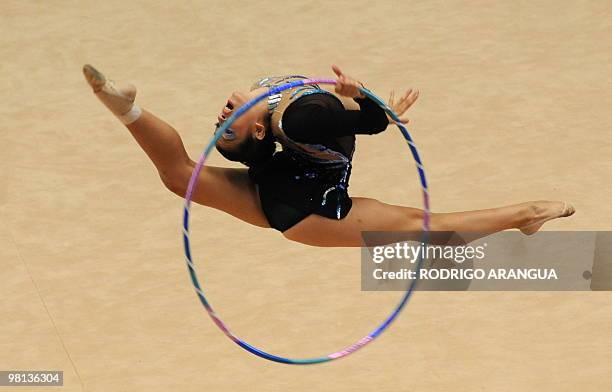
401, 209, 462, 245
401, 208, 426, 231
159, 167, 189, 197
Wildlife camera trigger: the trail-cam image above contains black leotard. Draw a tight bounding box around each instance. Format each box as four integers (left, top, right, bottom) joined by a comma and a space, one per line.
248, 93, 388, 232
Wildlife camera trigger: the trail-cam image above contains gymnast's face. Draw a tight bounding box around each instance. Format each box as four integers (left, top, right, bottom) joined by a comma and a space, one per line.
214, 90, 273, 165
215, 92, 254, 144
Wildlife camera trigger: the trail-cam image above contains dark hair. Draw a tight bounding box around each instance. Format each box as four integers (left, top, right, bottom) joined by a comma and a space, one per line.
216, 128, 276, 167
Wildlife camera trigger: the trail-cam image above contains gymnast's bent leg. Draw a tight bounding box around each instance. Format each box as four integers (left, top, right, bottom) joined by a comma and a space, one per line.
83, 64, 269, 228
283, 197, 575, 247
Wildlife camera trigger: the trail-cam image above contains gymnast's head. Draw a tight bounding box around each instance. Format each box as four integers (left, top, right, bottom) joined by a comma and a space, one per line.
214, 90, 275, 167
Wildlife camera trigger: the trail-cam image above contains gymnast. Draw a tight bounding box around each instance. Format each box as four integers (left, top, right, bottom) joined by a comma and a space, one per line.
82, 64, 574, 247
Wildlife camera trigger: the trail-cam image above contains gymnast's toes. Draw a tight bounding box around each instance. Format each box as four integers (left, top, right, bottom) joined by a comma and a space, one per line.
561, 203, 576, 217
83, 64, 106, 92
82, 63, 137, 116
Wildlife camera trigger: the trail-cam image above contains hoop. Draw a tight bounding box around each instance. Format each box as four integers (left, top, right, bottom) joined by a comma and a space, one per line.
182, 79, 430, 364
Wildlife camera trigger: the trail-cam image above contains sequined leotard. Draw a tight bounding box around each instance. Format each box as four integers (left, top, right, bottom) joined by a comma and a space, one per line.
248, 75, 389, 232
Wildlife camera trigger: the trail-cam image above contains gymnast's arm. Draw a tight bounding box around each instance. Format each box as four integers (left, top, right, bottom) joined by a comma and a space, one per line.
282, 93, 389, 143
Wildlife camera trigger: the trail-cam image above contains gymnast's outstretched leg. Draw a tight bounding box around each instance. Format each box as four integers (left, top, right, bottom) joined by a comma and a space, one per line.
82, 64, 269, 228
283, 197, 575, 247
83, 64, 574, 248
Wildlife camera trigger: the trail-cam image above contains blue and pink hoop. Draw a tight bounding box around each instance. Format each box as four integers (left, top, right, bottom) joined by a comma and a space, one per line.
182, 79, 430, 364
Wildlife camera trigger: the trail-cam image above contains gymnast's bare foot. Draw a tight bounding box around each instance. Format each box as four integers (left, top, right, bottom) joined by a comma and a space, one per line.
520, 201, 575, 235
83, 64, 137, 119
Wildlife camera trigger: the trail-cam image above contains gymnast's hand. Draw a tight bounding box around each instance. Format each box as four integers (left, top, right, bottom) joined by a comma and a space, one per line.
387, 88, 419, 124
332, 64, 366, 99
